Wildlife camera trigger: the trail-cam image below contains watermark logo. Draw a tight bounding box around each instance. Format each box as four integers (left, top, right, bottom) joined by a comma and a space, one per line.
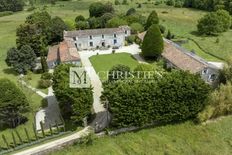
70, 67, 91, 88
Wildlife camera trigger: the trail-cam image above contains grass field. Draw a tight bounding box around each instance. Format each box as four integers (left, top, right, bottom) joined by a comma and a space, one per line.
51, 116, 232, 155
89, 53, 139, 81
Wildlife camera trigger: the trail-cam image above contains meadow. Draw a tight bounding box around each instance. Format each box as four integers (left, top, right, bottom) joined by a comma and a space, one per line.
51, 116, 232, 155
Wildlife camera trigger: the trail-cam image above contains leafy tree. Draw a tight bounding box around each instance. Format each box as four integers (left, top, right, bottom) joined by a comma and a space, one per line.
141, 24, 164, 59
197, 10, 231, 35
130, 22, 144, 34
125, 13, 146, 25
115, 0, 120, 5
88, 17, 101, 29
108, 64, 131, 81
0, 79, 29, 128
50, 17, 67, 43
145, 10, 159, 30
76, 21, 89, 30
99, 13, 114, 28
75, 15, 85, 23
53, 64, 93, 123
106, 17, 128, 28
0, 0, 24, 12
16, 23, 46, 57
126, 8, 136, 16
89, 2, 114, 17
166, 0, 175, 6
102, 70, 210, 128
5, 45, 36, 74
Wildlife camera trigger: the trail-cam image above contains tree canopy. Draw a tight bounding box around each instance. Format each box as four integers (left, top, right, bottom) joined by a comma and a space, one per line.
89, 2, 114, 17
0, 78, 29, 128
5, 45, 36, 74
197, 10, 231, 35
52, 64, 93, 123
145, 10, 159, 30
0, 0, 24, 12
141, 24, 164, 59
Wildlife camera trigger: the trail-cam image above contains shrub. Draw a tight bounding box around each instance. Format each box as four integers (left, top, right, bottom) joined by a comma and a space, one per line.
126, 35, 136, 44
145, 10, 159, 30
41, 72, 53, 80
38, 79, 52, 89
159, 24, 166, 34
115, 0, 120, 5
197, 82, 232, 122
130, 22, 144, 34
41, 98, 48, 108
102, 70, 211, 128
108, 64, 131, 81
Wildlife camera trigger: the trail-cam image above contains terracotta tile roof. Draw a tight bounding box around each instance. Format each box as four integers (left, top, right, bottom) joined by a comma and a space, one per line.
137, 32, 217, 73
162, 40, 207, 73
47, 41, 80, 63
59, 41, 80, 62
47, 45, 59, 62
64, 26, 130, 38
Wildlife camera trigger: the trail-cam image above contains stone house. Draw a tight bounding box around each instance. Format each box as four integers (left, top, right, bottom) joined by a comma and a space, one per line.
138, 32, 221, 85
64, 26, 131, 50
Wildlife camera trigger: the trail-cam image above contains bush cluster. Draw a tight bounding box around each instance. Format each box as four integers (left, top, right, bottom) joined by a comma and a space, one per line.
102, 70, 211, 128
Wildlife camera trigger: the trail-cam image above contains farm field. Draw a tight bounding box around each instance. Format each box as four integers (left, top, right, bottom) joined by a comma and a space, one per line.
90, 53, 139, 81
51, 116, 232, 155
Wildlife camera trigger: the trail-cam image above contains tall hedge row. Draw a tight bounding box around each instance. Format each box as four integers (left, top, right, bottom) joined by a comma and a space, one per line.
102, 70, 211, 128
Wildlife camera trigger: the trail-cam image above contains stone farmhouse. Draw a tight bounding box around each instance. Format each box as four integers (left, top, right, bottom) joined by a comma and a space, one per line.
64, 26, 131, 50
47, 26, 131, 68
138, 32, 221, 85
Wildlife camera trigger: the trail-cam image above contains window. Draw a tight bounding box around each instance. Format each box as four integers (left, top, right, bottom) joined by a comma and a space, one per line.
114, 33, 117, 38
125, 30, 127, 34
73, 37, 76, 41
89, 35, 93, 40
102, 34, 104, 39
209, 74, 216, 82
114, 39, 117, 44
89, 42, 93, 47
202, 68, 208, 74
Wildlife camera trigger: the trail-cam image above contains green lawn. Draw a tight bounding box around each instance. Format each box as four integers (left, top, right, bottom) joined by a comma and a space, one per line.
89, 53, 140, 81
50, 116, 232, 155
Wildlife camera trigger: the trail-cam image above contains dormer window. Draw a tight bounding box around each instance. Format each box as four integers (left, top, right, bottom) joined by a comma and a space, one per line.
114, 33, 117, 38
89, 35, 93, 40
202, 68, 208, 74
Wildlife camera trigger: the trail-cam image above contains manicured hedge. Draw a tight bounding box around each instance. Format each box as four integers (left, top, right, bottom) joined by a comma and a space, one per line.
102, 70, 211, 128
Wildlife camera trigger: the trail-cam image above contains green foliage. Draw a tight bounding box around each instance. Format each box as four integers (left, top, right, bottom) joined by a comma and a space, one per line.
108, 64, 131, 81
50, 16, 67, 43
41, 72, 53, 80
130, 22, 144, 34
102, 70, 211, 128
89, 2, 114, 17
76, 21, 89, 30
159, 24, 166, 34
24, 128, 30, 142
38, 79, 52, 89
141, 24, 164, 59
115, 0, 120, 5
5, 45, 36, 74
219, 57, 232, 84
197, 10, 231, 35
75, 15, 85, 23
106, 17, 128, 28
126, 8, 136, 16
122, 0, 128, 5
52, 64, 93, 123
0, 11, 13, 17
197, 82, 232, 122
40, 121, 45, 138
88, 17, 101, 29
0, 79, 29, 128
0, 0, 24, 12
125, 13, 146, 25
145, 10, 159, 30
